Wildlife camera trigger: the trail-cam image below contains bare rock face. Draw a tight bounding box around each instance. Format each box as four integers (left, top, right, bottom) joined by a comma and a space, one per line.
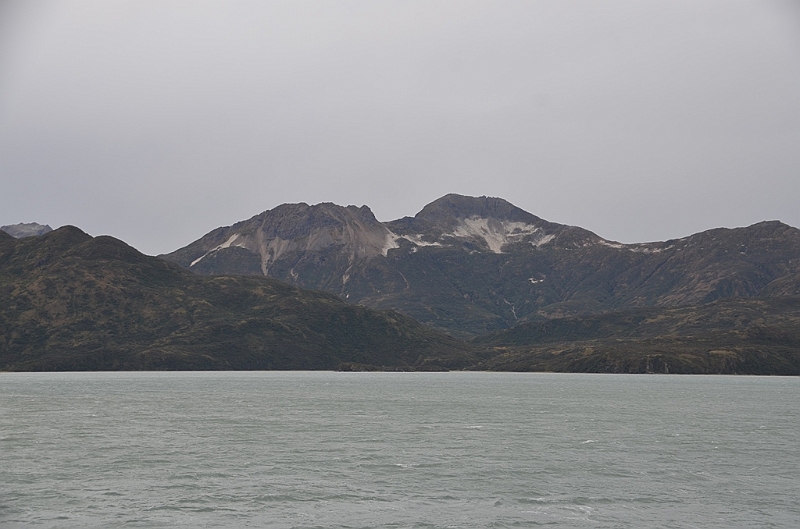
1, 222, 53, 238
162, 195, 800, 338
162, 202, 397, 290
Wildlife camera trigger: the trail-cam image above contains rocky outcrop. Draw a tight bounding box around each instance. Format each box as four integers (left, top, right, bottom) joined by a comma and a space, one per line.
1, 222, 53, 238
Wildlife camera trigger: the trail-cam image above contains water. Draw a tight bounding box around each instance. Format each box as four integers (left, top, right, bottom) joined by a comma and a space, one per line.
1, 372, 798, 528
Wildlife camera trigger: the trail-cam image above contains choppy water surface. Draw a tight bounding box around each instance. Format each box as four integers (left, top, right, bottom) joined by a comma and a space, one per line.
1, 372, 798, 528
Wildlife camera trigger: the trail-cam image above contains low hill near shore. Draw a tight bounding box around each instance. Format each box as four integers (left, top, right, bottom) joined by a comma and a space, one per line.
0, 227, 472, 371
472, 297, 800, 374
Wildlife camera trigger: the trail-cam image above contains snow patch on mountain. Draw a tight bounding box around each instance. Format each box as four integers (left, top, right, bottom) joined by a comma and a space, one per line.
597, 240, 674, 254
191, 233, 243, 266
598, 240, 624, 249
630, 244, 673, 254
382, 232, 401, 256
384, 231, 444, 252
532, 234, 555, 247
448, 217, 551, 254
402, 233, 443, 248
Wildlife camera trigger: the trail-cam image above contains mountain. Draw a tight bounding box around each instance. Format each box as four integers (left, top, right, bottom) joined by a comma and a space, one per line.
3, 225, 798, 375
1, 222, 53, 238
162, 194, 800, 338
471, 297, 800, 374
0, 227, 472, 371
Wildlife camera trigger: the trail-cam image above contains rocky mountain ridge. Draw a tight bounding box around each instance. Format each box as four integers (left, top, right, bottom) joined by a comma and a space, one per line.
163, 194, 800, 337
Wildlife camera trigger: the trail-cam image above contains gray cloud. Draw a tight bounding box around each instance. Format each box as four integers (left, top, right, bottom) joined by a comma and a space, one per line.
2, 0, 799, 254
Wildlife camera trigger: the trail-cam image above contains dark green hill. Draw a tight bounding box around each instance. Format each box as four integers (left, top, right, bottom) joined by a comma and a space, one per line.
472, 297, 800, 374
0, 227, 472, 371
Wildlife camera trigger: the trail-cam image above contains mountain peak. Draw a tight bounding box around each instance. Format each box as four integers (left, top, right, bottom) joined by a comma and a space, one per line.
1, 222, 53, 238
415, 194, 541, 227
41, 225, 92, 246
384, 194, 571, 253
163, 200, 393, 278
251, 202, 382, 240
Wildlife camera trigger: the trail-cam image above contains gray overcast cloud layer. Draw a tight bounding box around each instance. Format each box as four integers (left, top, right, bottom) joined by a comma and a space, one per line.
1, 0, 799, 255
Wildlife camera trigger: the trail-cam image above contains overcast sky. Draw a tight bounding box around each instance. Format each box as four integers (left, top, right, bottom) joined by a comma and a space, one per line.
1, 0, 799, 255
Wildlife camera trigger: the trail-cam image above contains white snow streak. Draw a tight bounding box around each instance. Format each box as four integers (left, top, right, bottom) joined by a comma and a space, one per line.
597, 240, 674, 254
401, 233, 443, 248
191, 233, 241, 266
598, 240, 624, 249
532, 234, 555, 247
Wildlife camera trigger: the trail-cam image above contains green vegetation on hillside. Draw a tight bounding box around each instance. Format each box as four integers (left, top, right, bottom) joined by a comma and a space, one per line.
0, 227, 471, 371
472, 298, 800, 374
